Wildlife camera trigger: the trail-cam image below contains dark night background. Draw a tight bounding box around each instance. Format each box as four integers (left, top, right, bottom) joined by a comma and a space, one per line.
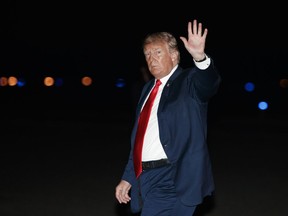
0, 2, 288, 216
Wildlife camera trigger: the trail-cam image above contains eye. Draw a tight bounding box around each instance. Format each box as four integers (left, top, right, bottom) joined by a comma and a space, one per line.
155, 50, 163, 57
144, 53, 151, 58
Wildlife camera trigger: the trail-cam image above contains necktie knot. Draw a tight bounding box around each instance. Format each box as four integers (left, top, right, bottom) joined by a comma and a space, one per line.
156, 79, 162, 86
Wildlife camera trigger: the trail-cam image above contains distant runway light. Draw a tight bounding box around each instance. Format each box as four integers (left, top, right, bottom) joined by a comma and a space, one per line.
0, 77, 8, 86
82, 76, 92, 86
17, 78, 26, 87
244, 82, 255, 92
258, 101, 268, 110
8, 76, 18, 86
279, 79, 288, 88
55, 77, 63, 87
44, 77, 54, 86
115, 78, 126, 88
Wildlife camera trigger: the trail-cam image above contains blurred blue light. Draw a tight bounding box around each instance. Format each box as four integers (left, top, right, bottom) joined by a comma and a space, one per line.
244, 82, 255, 92
258, 101, 268, 110
17, 78, 26, 87
55, 78, 63, 87
115, 78, 126, 88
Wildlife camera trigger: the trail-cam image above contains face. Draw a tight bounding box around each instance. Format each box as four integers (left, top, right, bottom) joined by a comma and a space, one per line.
143, 42, 177, 79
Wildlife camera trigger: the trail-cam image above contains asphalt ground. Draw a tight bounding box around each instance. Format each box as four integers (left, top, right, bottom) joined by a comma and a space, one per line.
0, 109, 287, 216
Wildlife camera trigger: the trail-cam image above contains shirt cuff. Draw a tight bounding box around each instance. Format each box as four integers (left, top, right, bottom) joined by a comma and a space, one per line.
193, 54, 211, 70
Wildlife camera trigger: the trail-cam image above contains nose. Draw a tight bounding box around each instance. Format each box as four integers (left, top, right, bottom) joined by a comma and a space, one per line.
147, 57, 156, 66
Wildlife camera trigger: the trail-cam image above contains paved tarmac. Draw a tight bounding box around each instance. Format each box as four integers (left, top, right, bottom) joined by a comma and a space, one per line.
0, 108, 287, 216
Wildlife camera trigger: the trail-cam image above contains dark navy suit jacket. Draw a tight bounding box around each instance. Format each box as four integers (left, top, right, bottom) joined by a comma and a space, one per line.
122, 58, 221, 213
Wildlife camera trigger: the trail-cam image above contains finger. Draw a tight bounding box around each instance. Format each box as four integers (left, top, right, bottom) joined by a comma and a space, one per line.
116, 189, 125, 203
202, 28, 208, 39
115, 190, 122, 203
187, 21, 192, 35
193, 19, 197, 35
118, 191, 130, 203
122, 189, 131, 198
197, 22, 203, 36
123, 193, 131, 203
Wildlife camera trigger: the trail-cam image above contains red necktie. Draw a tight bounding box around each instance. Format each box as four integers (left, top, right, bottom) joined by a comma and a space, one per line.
133, 79, 162, 178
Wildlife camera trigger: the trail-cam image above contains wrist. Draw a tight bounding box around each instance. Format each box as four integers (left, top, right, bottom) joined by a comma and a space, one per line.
194, 55, 207, 62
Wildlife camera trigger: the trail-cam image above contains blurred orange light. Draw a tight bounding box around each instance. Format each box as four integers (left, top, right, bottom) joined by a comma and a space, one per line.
8, 76, 18, 86
82, 76, 92, 86
44, 77, 54, 86
0, 77, 8, 86
280, 79, 288, 88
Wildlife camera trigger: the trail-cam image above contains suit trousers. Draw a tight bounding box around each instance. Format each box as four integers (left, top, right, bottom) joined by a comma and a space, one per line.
138, 164, 197, 216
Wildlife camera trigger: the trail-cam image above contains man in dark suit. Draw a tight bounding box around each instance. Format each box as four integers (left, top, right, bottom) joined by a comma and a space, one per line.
115, 20, 221, 216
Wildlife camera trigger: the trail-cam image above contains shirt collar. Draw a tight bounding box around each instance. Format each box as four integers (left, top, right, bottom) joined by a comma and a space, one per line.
158, 64, 178, 87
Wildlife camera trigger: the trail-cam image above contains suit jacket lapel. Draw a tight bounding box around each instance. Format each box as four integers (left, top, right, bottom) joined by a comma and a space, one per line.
158, 66, 183, 110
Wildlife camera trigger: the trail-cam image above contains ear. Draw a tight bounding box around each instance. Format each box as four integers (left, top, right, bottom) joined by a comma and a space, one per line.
171, 52, 177, 61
